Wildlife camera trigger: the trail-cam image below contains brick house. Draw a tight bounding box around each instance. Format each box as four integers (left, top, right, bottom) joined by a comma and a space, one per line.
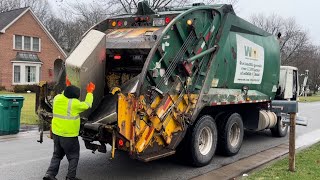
0, 7, 66, 90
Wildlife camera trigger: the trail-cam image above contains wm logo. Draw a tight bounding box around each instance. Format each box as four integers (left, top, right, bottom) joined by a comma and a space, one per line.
244, 46, 258, 60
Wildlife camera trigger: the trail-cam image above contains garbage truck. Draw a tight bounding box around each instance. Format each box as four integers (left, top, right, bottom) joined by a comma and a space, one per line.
36, 2, 299, 167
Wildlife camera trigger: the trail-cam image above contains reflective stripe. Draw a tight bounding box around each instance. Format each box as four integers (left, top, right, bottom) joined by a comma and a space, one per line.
85, 102, 91, 108
67, 99, 72, 116
53, 113, 80, 120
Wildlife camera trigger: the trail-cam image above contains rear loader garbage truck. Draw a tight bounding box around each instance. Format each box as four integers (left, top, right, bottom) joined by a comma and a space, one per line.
37, 2, 299, 167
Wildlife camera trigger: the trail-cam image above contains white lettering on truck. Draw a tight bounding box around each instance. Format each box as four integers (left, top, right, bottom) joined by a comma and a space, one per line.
234, 34, 264, 84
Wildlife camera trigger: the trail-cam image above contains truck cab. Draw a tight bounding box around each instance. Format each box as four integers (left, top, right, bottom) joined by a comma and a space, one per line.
277, 66, 299, 100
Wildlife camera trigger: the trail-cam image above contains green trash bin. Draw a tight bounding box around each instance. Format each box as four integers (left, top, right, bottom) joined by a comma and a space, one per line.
0, 95, 24, 135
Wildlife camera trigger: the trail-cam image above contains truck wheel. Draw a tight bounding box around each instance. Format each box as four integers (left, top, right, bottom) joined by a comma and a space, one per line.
271, 116, 288, 137
189, 115, 217, 167
218, 113, 244, 156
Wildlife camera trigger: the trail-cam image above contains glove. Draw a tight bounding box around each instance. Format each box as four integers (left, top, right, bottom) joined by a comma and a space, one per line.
86, 82, 95, 93
66, 76, 71, 86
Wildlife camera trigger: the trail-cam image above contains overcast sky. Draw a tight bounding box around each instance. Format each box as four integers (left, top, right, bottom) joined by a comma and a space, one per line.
237, 0, 319, 45
50, 0, 319, 45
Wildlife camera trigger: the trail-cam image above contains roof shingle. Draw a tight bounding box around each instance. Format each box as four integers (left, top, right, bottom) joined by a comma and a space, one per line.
0, 7, 29, 32
12, 52, 42, 63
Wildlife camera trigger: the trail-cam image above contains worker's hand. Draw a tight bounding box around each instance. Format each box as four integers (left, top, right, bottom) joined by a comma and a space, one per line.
87, 82, 95, 93
66, 76, 71, 86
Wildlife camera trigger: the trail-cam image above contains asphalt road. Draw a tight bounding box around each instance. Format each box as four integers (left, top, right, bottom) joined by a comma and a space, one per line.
0, 102, 318, 180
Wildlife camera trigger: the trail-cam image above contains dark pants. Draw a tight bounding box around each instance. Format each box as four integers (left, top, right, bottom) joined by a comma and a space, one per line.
46, 134, 80, 178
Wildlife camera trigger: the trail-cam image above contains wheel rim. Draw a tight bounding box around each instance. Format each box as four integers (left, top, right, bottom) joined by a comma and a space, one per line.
229, 122, 240, 147
198, 126, 213, 155
280, 118, 287, 131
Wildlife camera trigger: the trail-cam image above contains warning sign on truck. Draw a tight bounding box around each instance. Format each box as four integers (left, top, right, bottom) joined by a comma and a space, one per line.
234, 34, 264, 84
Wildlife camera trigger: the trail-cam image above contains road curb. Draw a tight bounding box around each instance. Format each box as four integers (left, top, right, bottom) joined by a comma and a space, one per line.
0, 131, 49, 142
191, 143, 289, 180
192, 129, 320, 180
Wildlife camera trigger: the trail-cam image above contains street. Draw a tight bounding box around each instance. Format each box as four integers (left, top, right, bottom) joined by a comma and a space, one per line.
0, 102, 318, 180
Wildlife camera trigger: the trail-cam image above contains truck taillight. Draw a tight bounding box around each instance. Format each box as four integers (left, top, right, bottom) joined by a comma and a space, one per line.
111, 21, 116, 27
117, 21, 123, 27
165, 17, 171, 24
118, 139, 124, 147
114, 55, 121, 60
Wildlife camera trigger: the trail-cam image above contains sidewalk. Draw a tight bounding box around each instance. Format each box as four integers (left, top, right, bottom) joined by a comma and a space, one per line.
20, 124, 38, 132
192, 129, 320, 180
0, 127, 48, 142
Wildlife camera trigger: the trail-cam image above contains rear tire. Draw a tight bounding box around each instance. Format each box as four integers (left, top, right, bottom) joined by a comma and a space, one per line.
188, 115, 218, 167
271, 116, 288, 137
218, 113, 244, 156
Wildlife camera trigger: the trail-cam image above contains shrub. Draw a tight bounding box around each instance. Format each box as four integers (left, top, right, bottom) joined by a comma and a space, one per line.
0, 86, 5, 91
13, 85, 39, 93
13, 85, 25, 93
307, 92, 313, 96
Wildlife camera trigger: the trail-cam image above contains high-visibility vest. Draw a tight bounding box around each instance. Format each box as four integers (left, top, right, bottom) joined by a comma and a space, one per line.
52, 93, 93, 137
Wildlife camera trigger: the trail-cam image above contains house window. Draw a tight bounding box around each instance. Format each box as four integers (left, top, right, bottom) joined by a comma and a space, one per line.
25, 66, 36, 83
24, 36, 31, 51
15, 35, 22, 50
33, 37, 40, 52
12, 54, 42, 85
14, 35, 41, 52
14, 66, 21, 83
12, 63, 41, 85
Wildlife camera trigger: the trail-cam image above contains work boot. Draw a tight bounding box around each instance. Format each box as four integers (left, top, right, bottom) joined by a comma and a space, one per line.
43, 174, 57, 180
66, 177, 82, 180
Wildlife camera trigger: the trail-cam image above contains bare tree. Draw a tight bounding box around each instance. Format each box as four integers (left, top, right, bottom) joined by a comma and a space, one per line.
250, 14, 283, 35
0, 0, 51, 22
95, 0, 238, 14
44, 11, 86, 53
250, 14, 309, 66
0, 0, 21, 12
43, 15, 66, 49
280, 18, 309, 65
49, 0, 239, 52
304, 47, 320, 94
46, 2, 110, 52
64, 2, 109, 28
250, 13, 320, 93
205, 0, 238, 6
93, 0, 176, 14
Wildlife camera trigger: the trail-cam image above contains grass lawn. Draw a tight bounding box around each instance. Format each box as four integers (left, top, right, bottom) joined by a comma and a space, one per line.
245, 142, 320, 180
299, 95, 320, 102
0, 91, 38, 125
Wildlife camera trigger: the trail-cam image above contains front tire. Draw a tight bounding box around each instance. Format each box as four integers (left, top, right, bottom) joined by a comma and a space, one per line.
188, 115, 218, 167
218, 113, 244, 156
271, 116, 288, 137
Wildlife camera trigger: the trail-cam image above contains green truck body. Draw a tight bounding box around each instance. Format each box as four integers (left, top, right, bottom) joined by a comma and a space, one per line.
37, 2, 298, 167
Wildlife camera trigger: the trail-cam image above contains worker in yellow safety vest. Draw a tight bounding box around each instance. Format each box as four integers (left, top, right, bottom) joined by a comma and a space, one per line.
43, 78, 95, 180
